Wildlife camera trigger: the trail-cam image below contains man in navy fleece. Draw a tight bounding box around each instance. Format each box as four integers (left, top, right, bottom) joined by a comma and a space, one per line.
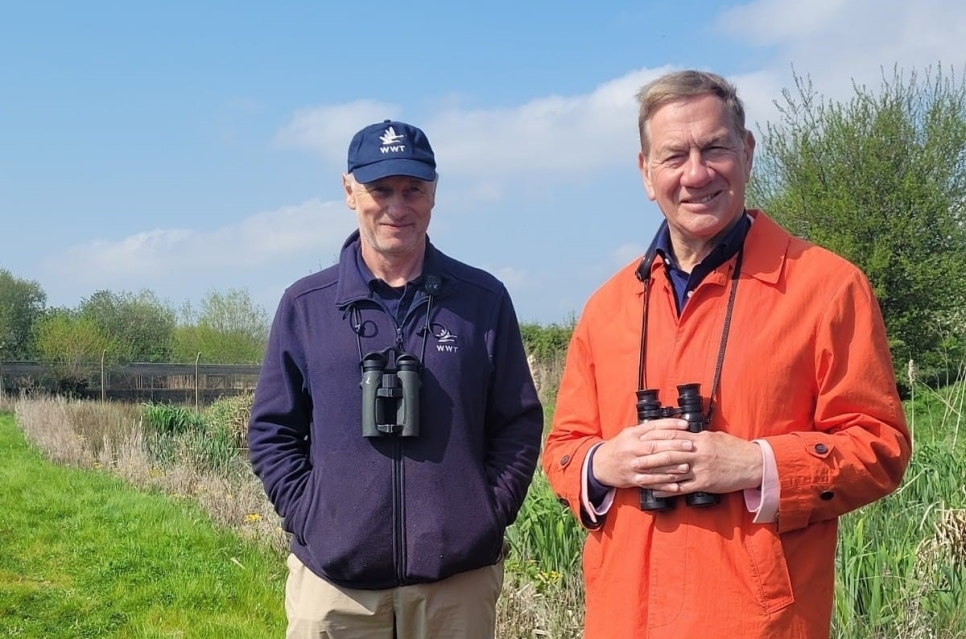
248, 119, 543, 639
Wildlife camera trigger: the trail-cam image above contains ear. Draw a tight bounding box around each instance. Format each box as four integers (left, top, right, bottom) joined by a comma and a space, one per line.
639, 151, 657, 201
743, 131, 756, 180
342, 174, 357, 210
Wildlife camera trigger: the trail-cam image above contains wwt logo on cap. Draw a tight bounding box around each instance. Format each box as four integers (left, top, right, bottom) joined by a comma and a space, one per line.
379, 127, 405, 148
347, 120, 437, 184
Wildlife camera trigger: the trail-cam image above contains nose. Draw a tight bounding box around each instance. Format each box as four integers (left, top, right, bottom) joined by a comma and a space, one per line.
385, 193, 408, 217
680, 149, 714, 187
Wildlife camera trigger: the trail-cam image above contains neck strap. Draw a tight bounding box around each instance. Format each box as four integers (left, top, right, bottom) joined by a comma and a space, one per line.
637, 248, 743, 421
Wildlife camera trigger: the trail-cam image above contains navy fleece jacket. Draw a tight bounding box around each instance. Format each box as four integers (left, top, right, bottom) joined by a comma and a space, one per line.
248, 231, 543, 589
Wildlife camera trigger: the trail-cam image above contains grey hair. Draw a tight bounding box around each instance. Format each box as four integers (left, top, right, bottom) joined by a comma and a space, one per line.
636, 70, 748, 154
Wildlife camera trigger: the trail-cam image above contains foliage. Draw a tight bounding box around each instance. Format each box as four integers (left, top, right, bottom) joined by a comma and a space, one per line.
830, 378, 966, 638
173, 289, 269, 364
33, 312, 112, 393
520, 320, 574, 362
172, 325, 265, 365
204, 392, 254, 448
141, 401, 247, 475
0, 270, 272, 366
506, 470, 585, 586
0, 268, 46, 361
78, 289, 177, 363
520, 320, 574, 405
749, 65, 966, 388
142, 403, 207, 437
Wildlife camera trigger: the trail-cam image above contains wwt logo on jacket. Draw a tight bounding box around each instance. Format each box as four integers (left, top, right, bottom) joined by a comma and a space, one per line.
432, 323, 458, 353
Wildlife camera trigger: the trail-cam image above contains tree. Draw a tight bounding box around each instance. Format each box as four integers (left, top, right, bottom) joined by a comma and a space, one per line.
749, 65, 966, 387
173, 289, 269, 363
34, 310, 113, 392
77, 290, 176, 363
0, 268, 46, 360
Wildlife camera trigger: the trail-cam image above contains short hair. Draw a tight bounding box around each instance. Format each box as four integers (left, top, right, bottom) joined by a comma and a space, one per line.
345, 172, 438, 191
636, 70, 748, 155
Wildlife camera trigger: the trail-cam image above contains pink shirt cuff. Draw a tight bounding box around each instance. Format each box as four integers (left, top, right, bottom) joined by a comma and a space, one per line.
743, 439, 779, 523
581, 443, 615, 523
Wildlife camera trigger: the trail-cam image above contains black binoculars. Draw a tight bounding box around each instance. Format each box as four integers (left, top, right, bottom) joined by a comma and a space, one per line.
637, 383, 719, 511
360, 350, 421, 437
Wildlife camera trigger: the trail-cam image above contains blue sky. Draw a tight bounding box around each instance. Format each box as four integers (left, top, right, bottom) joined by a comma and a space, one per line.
2, 0, 964, 325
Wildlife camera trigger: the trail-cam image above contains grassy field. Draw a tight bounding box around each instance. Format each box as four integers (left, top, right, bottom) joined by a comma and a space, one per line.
0, 413, 286, 638
2, 377, 965, 638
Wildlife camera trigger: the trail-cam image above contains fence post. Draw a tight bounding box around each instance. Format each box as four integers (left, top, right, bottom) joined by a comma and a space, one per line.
195, 352, 201, 410
101, 350, 106, 402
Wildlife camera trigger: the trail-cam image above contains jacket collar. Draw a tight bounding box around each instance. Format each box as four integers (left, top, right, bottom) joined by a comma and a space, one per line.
741, 209, 788, 285
334, 230, 450, 307
640, 209, 790, 287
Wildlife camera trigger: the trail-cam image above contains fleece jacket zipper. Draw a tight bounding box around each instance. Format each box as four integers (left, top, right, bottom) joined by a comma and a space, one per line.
392, 438, 406, 584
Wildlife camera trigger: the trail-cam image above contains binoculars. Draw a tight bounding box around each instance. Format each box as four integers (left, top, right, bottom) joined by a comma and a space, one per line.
637, 383, 719, 511
360, 350, 421, 437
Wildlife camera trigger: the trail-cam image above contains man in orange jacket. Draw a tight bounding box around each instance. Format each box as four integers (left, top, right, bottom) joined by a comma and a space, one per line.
542, 70, 911, 638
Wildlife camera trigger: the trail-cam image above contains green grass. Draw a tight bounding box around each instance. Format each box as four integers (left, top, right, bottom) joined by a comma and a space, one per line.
3, 373, 965, 639
827, 380, 966, 639
0, 413, 286, 638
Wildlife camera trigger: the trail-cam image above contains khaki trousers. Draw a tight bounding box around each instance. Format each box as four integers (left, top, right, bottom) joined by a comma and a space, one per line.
284, 553, 504, 639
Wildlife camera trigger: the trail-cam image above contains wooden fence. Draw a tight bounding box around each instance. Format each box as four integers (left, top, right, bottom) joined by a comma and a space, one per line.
0, 360, 261, 408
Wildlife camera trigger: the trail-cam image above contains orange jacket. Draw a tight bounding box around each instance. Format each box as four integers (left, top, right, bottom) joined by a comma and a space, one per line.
543, 211, 911, 638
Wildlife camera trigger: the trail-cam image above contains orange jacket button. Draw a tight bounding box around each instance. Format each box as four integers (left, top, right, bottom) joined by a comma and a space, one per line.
560, 454, 571, 465
814, 443, 828, 454
820, 490, 834, 500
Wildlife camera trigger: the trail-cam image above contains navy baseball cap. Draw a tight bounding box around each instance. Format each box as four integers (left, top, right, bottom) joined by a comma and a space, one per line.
346, 120, 437, 184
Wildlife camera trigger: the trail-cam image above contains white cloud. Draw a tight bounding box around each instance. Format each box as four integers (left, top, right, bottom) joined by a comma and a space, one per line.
257, 5, 966, 326
718, 0, 849, 46
719, 0, 966, 101
274, 3, 965, 188
274, 99, 400, 164
275, 66, 678, 179
44, 199, 356, 287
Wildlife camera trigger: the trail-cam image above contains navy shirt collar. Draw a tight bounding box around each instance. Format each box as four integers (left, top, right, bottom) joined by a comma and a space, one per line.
655, 212, 751, 313
349, 235, 439, 324
336, 230, 451, 310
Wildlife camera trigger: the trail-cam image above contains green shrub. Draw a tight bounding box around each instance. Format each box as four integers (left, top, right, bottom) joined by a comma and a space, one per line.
506, 469, 585, 589
182, 420, 240, 475
142, 403, 207, 436
204, 392, 253, 448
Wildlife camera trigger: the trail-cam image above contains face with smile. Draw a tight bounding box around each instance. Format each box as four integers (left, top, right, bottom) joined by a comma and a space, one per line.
343, 174, 436, 273
639, 93, 755, 264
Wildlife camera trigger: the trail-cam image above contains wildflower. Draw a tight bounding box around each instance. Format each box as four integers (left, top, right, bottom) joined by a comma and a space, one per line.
244, 513, 262, 523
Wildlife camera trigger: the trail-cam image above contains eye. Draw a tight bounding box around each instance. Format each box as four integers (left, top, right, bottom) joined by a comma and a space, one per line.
403, 185, 428, 198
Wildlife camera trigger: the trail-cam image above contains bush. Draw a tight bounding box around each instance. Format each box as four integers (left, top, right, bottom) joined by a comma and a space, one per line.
204, 392, 254, 449
142, 403, 207, 436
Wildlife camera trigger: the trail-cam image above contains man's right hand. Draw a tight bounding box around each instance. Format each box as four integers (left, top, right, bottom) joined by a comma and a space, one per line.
592, 419, 695, 490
